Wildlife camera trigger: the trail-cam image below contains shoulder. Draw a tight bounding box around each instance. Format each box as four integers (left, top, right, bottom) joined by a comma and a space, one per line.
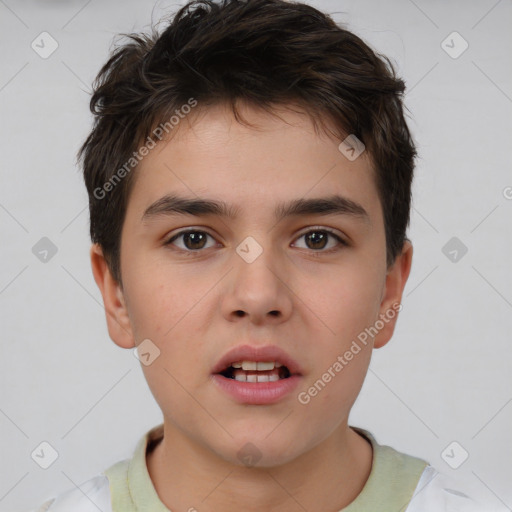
25, 474, 111, 512
405, 465, 507, 512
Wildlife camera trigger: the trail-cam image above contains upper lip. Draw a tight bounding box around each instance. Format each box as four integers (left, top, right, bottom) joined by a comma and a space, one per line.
212, 344, 303, 375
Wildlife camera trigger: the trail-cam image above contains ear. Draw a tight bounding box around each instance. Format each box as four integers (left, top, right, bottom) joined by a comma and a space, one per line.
90, 244, 135, 349
373, 240, 413, 349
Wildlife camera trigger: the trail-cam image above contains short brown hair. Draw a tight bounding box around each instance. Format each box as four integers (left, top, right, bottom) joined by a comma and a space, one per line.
79, 0, 416, 284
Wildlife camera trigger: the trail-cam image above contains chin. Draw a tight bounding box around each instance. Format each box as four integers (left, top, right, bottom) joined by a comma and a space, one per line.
219, 436, 303, 469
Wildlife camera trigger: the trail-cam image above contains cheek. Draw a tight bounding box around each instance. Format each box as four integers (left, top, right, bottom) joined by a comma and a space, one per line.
295, 260, 381, 414
295, 343, 372, 445
123, 265, 214, 381
123, 259, 199, 339
302, 262, 384, 343
124, 271, 213, 415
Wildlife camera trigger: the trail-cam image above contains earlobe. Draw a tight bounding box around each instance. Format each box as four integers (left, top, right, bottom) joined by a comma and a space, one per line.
373, 241, 413, 349
90, 244, 135, 349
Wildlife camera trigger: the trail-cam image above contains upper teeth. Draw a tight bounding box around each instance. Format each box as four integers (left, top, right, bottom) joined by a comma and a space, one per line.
231, 361, 283, 370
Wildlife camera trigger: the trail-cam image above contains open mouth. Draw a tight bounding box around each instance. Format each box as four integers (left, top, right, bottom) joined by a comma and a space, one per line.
212, 354, 302, 403
219, 361, 292, 382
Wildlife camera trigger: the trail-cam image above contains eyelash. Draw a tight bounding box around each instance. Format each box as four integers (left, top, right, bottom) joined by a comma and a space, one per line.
164, 227, 348, 255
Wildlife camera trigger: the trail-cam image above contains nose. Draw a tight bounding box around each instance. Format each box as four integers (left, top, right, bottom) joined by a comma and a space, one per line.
221, 243, 293, 325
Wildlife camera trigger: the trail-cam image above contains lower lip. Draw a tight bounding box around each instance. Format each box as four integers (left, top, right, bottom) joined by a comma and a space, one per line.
211, 374, 302, 405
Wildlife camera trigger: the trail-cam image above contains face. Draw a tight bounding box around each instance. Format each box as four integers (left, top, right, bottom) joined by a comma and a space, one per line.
92, 102, 412, 468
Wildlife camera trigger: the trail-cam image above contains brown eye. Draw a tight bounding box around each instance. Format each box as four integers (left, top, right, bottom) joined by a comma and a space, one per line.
305, 231, 328, 250
293, 229, 346, 251
166, 230, 216, 251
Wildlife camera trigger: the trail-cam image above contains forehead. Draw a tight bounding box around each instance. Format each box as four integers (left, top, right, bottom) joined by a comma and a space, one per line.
127, 102, 381, 223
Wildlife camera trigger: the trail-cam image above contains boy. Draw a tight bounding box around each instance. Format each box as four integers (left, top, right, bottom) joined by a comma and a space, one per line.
28, 0, 498, 510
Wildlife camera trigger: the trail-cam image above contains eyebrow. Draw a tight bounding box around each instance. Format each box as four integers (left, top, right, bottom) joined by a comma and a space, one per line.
141, 193, 369, 223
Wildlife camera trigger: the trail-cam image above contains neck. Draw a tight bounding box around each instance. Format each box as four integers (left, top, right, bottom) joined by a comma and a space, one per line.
146, 421, 373, 512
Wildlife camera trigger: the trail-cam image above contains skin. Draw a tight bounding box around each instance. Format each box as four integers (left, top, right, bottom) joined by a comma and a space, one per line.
91, 101, 413, 511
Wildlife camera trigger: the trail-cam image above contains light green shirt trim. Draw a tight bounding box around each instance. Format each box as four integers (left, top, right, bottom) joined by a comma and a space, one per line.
344, 427, 428, 512
103, 424, 428, 512
104, 424, 167, 512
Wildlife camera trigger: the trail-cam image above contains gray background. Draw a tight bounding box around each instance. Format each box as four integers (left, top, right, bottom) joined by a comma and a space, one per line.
1, 0, 511, 510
